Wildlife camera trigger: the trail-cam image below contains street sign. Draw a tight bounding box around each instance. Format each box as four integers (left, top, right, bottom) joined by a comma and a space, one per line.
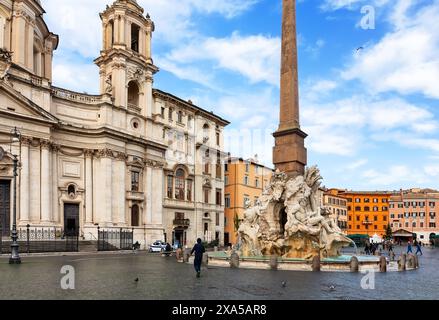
0, 146, 4, 161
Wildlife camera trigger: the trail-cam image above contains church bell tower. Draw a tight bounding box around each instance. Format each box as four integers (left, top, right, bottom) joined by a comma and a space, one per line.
94, 0, 158, 117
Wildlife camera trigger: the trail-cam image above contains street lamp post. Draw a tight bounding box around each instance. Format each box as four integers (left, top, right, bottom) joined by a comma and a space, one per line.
9, 127, 21, 264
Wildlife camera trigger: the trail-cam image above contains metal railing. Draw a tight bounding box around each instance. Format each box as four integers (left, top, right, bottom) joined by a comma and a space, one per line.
97, 227, 133, 251
0, 225, 79, 254
173, 219, 190, 227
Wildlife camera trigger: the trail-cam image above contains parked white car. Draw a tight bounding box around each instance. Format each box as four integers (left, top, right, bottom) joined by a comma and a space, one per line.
149, 240, 167, 252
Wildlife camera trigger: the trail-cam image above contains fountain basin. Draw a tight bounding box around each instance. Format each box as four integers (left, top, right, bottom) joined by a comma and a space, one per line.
206, 252, 416, 272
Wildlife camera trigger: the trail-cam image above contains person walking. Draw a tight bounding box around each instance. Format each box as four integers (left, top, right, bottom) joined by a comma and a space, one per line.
415, 242, 423, 256
191, 238, 206, 278
407, 241, 413, 254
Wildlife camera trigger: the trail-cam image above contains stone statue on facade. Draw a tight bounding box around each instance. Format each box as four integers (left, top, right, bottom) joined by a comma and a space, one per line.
0, 49, 12, 80
105, 76, 113, 94
237, 166, 352, 259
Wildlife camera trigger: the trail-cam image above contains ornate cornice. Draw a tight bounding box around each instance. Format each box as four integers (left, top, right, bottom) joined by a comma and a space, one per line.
21, 137, 33, 146
84, 149, 95, 158
40, 139, 51, 149
51, 144, 61, 153
144, 159, 165, 168
96, 148, 114, 159
116, 152, 128, 161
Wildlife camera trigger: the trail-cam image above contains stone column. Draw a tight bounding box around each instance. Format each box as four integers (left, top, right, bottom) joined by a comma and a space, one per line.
139, 27, 144, 56
145, 27, 152, 62
112, 63, 127, 108
146, 166, 153, 224
144, 76, 153, 118
125, 21, 130, 48
40, 140, 51, 223
44, 43, 53, 82
117, 154, 126, 225
114, 15, 120, 44
0, 16, 5, 49
29, 142, 40, 222
27, 20, 34, 70
151, 165, 164, 225
102, 22, 107, 50
119, 16, 125, 45
97, 149, 113, 225
84, 150, 94, 224
51, 144, 59, 223
11, 10, 27, 66
19, 137, 31, 222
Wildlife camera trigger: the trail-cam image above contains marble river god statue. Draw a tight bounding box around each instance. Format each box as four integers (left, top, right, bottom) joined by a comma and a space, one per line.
237, 166, 352, 259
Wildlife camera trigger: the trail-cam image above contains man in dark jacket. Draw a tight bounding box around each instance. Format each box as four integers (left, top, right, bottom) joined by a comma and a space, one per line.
191, 238, 205, 278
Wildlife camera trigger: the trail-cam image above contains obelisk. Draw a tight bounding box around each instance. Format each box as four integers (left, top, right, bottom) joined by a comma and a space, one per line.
273, 0, 307, 177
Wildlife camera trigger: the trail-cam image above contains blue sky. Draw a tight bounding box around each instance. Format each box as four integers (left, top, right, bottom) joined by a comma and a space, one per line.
42, 0, 439, 191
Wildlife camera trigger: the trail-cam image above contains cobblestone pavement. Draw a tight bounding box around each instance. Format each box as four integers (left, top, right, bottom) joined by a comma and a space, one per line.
0, 247, 437, 300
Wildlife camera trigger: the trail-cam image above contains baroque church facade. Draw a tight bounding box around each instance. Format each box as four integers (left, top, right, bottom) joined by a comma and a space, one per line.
0, 0, 229, 247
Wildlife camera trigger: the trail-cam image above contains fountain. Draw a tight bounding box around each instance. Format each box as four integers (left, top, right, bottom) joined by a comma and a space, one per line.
237, 167, 352, 260
208, 168, 385, 271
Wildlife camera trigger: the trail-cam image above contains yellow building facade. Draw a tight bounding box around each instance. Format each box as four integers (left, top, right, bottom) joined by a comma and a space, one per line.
323, 189, 348, 234
224, 157, 273, 246
335, 190, 391, 237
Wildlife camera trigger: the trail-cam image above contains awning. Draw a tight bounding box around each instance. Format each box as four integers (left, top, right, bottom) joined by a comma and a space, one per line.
392, 233, 413, 237
347, 234, 369, 239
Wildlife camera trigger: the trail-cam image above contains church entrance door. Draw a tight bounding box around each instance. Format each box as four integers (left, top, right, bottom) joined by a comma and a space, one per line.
64, 204, 79, 236
0, 180, 10, 237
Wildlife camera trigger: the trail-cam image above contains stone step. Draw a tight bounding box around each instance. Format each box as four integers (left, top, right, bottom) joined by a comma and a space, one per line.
78, 240, 98, 252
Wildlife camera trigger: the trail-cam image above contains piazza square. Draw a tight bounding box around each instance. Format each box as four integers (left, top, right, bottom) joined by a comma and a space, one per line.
0, 0, 439, 309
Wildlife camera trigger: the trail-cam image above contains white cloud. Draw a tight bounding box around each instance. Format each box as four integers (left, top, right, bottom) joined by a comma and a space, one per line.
52, 56, 100, 93
424, 165, 439, 177
163, 32, 280, 86
42, 0, 259, 57
301, 93, 438, 156
302, 79, 337, 101
342, 1, 439, 99
347, 159, 368, 170
191, 88, 278, 167
321, 0, 389, 11
362, 165, 428, 186
156, 58, 216, 89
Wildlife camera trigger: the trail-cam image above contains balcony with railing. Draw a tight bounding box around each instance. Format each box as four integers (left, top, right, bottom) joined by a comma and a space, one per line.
128, 103, 141, 113
362, 220, 373, 225
173, 219, 190, 227
52, 86, 109, 105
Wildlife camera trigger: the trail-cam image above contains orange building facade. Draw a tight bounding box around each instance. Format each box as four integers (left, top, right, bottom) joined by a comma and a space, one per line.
332, 190, 391, 237
389, 188, 439, 245
224, 157, 273, 246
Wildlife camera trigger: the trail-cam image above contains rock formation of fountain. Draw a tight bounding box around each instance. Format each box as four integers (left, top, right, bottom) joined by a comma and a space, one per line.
237, 166, 352, 259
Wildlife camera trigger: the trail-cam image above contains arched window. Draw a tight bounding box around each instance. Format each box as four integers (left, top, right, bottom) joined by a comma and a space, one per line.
127, 81, 140, 108
175, 169, 185, 200
131, 24, 140, 52
203, 123, 209, 141
131, 205, 139, 227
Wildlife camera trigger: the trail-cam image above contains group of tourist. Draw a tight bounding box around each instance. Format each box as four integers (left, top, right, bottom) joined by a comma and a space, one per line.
364, 241, 385, 255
